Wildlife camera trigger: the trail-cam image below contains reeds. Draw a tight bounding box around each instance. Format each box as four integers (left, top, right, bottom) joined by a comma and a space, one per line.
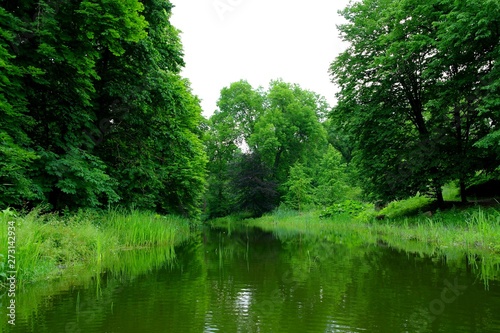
250, 206, 500, 253
0, 207, 192, 285
247, 206, 500, 285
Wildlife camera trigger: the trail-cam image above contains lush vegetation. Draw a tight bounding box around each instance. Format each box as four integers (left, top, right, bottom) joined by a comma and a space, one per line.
203, 79, 356, 218
330, 0, 500, 205
0, 207, 191, 285
204, 0, 500, 219
245, 206, 500, 282
0, 0, 206, 216
251, 206, 499, 252
2, 0, 499, 220
1, 0, 500, 293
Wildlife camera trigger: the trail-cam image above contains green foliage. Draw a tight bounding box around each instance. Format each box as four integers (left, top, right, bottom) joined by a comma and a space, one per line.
205, 79, 329, 217
230, 153, 279, 217
0, 0, 206, 216
312, 145, 351, 207
442, 181, 461, 202
284, 163, 313, 211
249, 80, 327, 184
320, 200, 367, 219
0, 6, 40, 207
330, 0, 500, 205
378, 195, 433, 219
216, 80, 264, 142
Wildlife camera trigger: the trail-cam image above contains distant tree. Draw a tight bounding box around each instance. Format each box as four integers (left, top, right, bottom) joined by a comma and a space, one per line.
217, 80, 264, 143
207, 79, 331, 216
230, 153, 278, 217
312, 145, 349, 207
249, 80, 327, 185
203, 115, 240, 217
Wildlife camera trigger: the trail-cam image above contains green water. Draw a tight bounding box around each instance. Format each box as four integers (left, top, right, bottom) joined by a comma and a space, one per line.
2, 225, 500, 333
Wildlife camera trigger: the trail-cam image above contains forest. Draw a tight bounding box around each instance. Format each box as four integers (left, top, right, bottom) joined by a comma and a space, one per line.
1, 0, 500, 219
2, 2, 500, 331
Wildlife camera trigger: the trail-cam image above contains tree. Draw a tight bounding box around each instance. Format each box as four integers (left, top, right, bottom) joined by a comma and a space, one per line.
330, 0, 500, 205
249, 80, 327, 185
1, 0, 148, 209
216, 80, 264, 143
0, 6, 40, 207
0, 0, 207, 216
91, 0, 207, 216
323, 119, 355, 165
230, 152, 278, 217
431, 0, 500, 201
206, 79, 331, 216
284, 163, 313, 211
312, 145, 349, 207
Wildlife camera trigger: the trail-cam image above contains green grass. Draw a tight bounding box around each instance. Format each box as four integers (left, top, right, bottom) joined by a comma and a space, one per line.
247, 206, 500, 283
377, 194, 433, 218
0, 207, 192, 285
250, 206, 500, 253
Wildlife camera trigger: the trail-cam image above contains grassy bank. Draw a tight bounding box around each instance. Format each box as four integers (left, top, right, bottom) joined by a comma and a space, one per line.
0, 207, 193, 285
241, 205, 500, 284
248, 206, 500, 254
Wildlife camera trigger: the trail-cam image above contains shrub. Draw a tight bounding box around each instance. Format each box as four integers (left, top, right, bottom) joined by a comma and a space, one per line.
378, 195, 432, 219
320, 200, 367, 218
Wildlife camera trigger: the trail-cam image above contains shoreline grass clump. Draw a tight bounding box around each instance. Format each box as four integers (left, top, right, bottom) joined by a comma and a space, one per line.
0, 207, 192, 285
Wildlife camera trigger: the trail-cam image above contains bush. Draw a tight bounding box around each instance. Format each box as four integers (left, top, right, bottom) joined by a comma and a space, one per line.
320, 200, 367, 218
378, 195, 432, 219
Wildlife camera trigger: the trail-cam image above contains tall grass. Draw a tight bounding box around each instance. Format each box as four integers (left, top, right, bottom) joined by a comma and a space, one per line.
103, 208, 190, 248
0, 207, 192, 285
253, 207, 500, 254
248, 206, 500, 282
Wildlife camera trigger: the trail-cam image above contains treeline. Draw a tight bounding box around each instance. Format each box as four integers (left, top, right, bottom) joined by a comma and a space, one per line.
206, 0, 500, 217
0, 0, 206, 216
204, 80, 355, 218
2, 0, 500, 219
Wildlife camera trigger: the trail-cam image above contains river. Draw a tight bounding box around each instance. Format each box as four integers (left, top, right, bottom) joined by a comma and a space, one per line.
4, 225, 500, 332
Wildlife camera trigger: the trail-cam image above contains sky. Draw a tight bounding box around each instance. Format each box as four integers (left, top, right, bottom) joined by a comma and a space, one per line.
170, 0, 351, 117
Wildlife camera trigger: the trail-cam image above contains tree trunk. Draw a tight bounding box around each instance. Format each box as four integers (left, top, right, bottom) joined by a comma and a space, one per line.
460, 178, 467, 203
435, 186, 444, 208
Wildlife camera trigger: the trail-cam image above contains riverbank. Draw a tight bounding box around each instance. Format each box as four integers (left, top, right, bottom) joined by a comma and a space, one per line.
0, 207, 193, 285
213, 206, 500, 284
245, 206, 500, 254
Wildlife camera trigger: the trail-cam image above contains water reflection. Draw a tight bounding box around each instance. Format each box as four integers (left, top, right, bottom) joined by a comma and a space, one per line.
2, 225, 500, 333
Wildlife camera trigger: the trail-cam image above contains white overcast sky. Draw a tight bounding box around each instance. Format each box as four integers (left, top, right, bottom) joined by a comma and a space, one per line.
170, 0, 351, 117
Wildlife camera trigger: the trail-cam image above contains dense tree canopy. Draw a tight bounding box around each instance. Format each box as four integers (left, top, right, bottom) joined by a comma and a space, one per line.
204, 79, 352, 217
0, 0, 206, 216
330, 0, 500, 205
3, 0, 499, 219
